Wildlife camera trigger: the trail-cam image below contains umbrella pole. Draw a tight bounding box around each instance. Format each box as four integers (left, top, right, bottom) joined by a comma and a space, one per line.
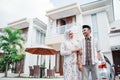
40, 55, 42, 66
49, 55, 51, 69
37, 55, 39, 65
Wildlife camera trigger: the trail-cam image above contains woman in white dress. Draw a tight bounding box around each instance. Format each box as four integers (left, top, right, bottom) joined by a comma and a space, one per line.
60, 29, 82, 80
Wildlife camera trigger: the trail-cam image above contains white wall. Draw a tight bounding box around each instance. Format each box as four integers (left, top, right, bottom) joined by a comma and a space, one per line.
24, 19, 37, 75
97, 11, 113, 64
24, 19, 45, 75
26, 19, 36, 46
83, 14, 92, 28
76, 14, 84, 39
114, 0, 120, 20
110, 33, 120, 46
97, 11, 111, 53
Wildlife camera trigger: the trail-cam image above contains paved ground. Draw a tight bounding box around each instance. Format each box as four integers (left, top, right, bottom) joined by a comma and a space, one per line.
0, 73, 120, 80
0, 73, 64, 80
1, 77, 120, 80
0, 78, 63, 80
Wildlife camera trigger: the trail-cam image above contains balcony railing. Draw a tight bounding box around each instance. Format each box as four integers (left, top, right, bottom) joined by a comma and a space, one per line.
46, 23, 77, 37
57, 24, 73, 34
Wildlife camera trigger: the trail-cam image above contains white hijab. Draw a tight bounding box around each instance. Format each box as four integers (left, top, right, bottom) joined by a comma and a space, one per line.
64, 29, 73, 40
64, 29, 79, 47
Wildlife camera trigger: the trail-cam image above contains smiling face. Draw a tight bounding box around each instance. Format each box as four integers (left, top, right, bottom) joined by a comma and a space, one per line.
68, 31, 73, 39
82, 28, 91, 37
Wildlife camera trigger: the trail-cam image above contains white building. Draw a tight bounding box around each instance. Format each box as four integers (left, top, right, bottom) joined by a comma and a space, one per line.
46, 0, 118, 76
8, 18, 47, 76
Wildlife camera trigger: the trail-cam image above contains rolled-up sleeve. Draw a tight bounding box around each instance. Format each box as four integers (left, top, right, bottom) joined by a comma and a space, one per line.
60, 43, 72, 56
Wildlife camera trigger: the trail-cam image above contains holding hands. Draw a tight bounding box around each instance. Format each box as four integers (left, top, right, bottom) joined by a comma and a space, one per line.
78, 61, 83, 71
72, 47, 83, 71
71, 46, 83, 71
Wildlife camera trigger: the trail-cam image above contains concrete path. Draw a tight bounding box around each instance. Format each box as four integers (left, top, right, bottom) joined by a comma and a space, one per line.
1, 73, 120, 80
0, 73, 64, 80
0, 78, 63, 80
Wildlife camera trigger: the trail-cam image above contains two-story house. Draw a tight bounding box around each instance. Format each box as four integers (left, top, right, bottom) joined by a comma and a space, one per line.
46, 0, 114, 75
8, 18, 47, 76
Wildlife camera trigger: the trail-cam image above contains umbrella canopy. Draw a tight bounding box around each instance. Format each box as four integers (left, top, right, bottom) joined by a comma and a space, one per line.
25, 45, 58, 55
25, 45, 58, 69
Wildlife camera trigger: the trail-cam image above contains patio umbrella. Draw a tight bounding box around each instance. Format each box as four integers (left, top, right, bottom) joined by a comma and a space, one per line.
25, 45, 58, 69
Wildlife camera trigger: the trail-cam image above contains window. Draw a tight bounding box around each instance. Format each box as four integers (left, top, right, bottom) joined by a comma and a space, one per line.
56, 15, 76, 26
56, 15, 76, 34
91, 13, 99, 39
36, 29, 45, 44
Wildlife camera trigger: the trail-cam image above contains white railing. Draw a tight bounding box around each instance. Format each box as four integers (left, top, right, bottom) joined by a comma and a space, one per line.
57, 23, 73, 34
46, 23, 76, 37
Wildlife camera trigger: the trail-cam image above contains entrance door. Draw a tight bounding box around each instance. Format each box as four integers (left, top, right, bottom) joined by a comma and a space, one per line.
112, 50, 120, 76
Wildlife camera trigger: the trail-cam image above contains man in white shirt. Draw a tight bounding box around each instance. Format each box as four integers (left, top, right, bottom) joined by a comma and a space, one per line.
78, 25, 105, 80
